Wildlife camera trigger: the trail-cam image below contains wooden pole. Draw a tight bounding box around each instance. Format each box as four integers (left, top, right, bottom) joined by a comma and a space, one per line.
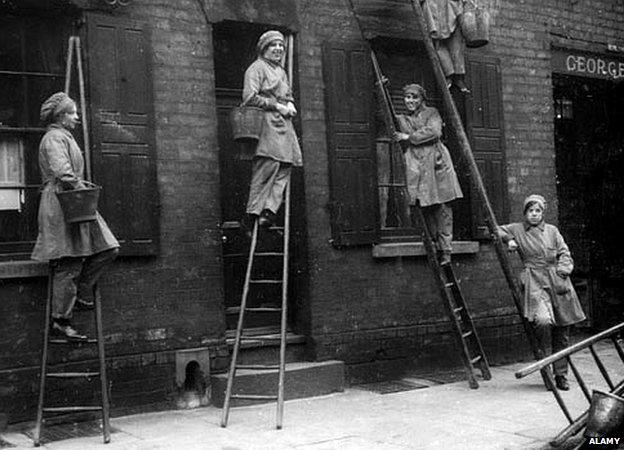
64, 37, 74, 95
408, 0, 540, 358
75, 37, 92, 182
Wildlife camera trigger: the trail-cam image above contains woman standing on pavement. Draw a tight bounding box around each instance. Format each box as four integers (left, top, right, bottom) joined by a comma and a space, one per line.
498, 194, 586, 390
393, 83, 463, 264
241, 30, 302, 230
32, 92, 119, 340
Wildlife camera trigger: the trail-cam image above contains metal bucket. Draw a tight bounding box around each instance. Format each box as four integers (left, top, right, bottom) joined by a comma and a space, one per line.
460, 7, 490, 48
229, 106, 264, 142
56, 185, 101, 223
585, 390, 624, 438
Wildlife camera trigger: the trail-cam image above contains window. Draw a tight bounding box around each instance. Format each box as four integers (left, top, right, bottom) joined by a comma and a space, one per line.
0, 13, 74, 258
323, 39, 507, 248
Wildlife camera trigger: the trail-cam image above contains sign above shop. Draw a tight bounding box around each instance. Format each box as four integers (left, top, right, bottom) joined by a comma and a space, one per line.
552, 48, 624, 81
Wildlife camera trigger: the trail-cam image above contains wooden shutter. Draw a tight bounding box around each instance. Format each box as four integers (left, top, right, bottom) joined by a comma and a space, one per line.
86, 14, 159, 255
466, 56, 508, 239
322, 41, 379, 247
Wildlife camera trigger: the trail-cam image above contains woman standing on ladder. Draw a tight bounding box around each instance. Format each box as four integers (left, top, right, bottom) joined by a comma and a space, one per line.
393, 83, 463, 264
32, 92, 119, 340
241, 30, 302, 230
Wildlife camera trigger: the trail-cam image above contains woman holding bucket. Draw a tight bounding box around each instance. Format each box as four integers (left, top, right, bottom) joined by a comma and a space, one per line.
240, 30, 302, 230
31, 92, 119, 340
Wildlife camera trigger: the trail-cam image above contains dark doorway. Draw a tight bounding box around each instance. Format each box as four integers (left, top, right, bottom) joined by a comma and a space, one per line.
553, 74, 624, 327
213, 21, 298, 332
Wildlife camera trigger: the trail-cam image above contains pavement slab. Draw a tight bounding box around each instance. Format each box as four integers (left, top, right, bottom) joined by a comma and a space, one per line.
2, 342, 622, 449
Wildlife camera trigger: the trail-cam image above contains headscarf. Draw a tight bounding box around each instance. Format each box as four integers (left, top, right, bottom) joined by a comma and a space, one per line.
523, 194, 546, 213
256, 30, 285, 55
40, 92, 75, 124
403, 83, 427, 100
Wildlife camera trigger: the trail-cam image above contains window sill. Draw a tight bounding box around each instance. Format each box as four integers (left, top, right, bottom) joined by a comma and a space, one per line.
372, 241, 480, 259
0, 260, 48, 279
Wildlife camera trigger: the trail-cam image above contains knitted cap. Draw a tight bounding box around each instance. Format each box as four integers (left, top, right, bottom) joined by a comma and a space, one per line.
256, 30, 285, 55
523, 194, 546, 212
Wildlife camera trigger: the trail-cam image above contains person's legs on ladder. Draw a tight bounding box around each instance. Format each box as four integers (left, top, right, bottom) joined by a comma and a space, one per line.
448, 29, 469, 93
261, 163, 291, 227
50, 257, 86, 340
74, 248, 119, 309
245, 157, 282, 229
434, 39, 454, 89
423, 203, 453, 264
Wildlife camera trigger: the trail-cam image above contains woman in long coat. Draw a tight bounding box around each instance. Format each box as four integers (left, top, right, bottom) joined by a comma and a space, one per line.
394, 83, 463, 263
32, 92, 119, 340
498, 194, 586, 390
242, 30, 302, 229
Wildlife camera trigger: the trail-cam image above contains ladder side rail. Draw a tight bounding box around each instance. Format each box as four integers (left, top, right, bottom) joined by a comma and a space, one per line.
610, 336, 624, 364
75, 37, 92, 182
277, 180, 291, 430
94, 282, 111, 443
276, 33, 295, 430
34, 266, 54, 447
407, 0, 541, 360
415, 206, 479, 389
220, 220, 260, 428
443, 265, 491, 379
515, 322, 624, 378
566, 356, 591, 403
589, 344, 615, 390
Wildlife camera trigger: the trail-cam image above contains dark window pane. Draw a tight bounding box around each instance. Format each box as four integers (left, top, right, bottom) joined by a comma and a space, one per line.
24, 18, 70, 74
0, 19, 22, 71
26, 76, 64, 126
0, 76, 25, 127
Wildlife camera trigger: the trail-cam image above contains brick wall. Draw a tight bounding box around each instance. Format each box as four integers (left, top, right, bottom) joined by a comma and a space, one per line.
0, 0, 227, 423
295, 0, 624, 380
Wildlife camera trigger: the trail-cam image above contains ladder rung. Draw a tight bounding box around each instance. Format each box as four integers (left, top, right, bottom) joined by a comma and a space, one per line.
440, 260, 451, 267
453, 307, 463, 314
470, 355, 482, 365
246, 307, 282, 312
231, 394, 278, 400
240, 335, 282, 341
462, 331, 473, 339
46, 372, 100, 378
49, 339, 98, 344
236, 364, 280, 370
255, 252, 284, 257
249, 280, 283, 284
268, 226, 284, 231
444, 282, 454, 288
42, 406, 103, 413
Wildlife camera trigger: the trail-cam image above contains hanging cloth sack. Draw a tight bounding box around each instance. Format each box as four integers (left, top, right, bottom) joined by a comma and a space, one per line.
460, 0, 490, 48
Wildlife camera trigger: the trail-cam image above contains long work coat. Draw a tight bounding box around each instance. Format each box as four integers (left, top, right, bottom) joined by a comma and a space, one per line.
422, 0, 464, 40
397, 106, 463, 207
242, 57, 302, 166
31, 124, 118, 262
498, 221, 586, 326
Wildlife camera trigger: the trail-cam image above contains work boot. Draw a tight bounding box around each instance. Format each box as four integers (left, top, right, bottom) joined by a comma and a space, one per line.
258, 209, 276, 228
555, 375, 570, 391
240, 213, 257, 238
439, 251, 451, 265
453, 74, 471, 94
51, 318, 87, 340
74, 297, 94, 310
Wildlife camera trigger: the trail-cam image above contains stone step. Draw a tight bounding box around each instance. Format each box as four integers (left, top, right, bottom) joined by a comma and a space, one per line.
225, 329, 308, 365
210, 360, 345, 408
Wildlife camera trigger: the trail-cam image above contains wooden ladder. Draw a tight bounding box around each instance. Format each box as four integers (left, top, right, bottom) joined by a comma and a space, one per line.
415, 206, 492, 388
220, 181, 291, 429
33, 264, 111, 446
369, 49, 491, 388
